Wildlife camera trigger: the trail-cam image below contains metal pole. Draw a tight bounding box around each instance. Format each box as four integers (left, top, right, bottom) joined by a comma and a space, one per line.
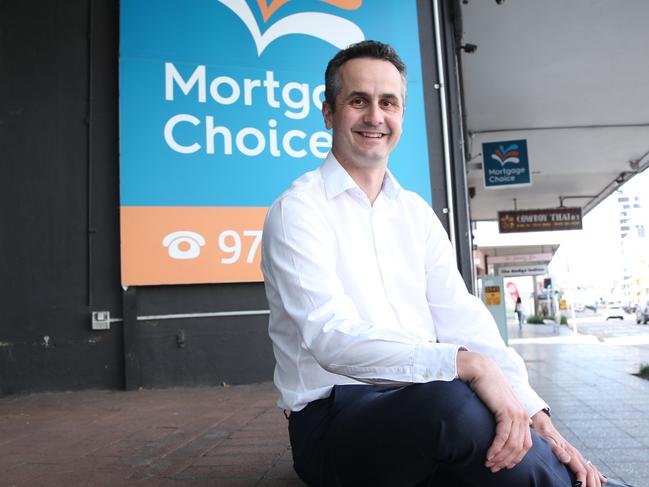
432, 0, 457, 254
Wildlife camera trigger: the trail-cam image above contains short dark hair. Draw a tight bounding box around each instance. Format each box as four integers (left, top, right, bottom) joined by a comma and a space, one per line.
324, 40, 407, 110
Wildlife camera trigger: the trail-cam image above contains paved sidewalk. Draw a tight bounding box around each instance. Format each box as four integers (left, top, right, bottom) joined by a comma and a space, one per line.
1, 323, 648, 486
510, 322, 649, 486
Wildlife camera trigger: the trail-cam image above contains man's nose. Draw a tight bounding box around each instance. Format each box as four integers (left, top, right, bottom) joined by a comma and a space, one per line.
363, 102, 383, 126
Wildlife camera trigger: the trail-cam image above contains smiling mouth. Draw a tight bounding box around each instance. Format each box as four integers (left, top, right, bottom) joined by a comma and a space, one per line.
356, 131, 388, 139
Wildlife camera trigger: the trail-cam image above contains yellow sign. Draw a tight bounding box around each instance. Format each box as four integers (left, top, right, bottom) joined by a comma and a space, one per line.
485, 286, 501, 305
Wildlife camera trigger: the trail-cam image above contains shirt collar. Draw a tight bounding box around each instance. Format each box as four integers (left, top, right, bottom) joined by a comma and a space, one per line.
321, 152, 403, 201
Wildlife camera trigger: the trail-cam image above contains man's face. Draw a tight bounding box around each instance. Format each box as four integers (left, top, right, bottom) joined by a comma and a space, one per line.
323, 58, 405, 170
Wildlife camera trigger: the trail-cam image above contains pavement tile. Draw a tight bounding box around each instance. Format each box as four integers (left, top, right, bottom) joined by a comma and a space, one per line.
192, 452, 281, 467
16, 466, 139, 487
569, 425, 635, 439
610, 421, 649, 447
204, 443, 288, 457
2, 463, 62, 486
548, 409, 606, 420
161, 480, 254, 487
604, 462, 649, 487
171, 463, 270, 480
584, 446, 649, 461
133, 458, 194, 479
223, 436, 289, 447
563, 418, 617, 430
264, 457, 297, 479
257, 479, 307, 487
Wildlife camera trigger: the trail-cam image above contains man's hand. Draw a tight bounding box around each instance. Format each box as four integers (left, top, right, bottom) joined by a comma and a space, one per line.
457, 351, 532, 473
531, 410, 607, 487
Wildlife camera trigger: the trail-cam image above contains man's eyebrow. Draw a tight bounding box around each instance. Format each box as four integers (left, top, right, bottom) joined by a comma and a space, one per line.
345, 90, 370, 99
344, 91, 401, 100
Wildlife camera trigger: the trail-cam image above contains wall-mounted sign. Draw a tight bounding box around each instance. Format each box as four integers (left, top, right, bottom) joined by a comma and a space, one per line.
498, 264, 548, 277
481, 276, 508, 343
482, 139, 531, 188
488, 253, 553, 265
485, 285, 502, 305
119, 0, 432, 285
498, 207, 583, 233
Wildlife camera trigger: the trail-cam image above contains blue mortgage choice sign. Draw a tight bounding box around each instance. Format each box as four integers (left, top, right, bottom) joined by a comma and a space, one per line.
119, 0, 432, 285
482, 139, 531, 188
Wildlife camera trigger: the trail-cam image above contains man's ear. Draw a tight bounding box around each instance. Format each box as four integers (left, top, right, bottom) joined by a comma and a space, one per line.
322, 102, 333, 130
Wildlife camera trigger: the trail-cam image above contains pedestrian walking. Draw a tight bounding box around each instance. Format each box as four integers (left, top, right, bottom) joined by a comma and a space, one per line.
516, 297, 525, 329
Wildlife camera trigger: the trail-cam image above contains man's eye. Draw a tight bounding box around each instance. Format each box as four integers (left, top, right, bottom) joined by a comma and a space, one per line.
351, 98, 366, 106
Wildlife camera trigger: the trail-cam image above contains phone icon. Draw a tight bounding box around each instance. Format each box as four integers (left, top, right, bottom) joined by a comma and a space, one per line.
162, 231, 206, 260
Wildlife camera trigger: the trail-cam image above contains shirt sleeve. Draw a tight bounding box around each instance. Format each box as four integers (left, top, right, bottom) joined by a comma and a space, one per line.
423, 207, 548, 417
262, 193, 463, 385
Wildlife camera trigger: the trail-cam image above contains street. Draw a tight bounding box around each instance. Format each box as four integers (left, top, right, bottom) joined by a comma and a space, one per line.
509, 309, 649, 348
569, 308, 649, 342
575, 318, 648, 340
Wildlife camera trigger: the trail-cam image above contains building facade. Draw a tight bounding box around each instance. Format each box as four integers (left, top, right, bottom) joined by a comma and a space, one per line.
1, 0, 473, 396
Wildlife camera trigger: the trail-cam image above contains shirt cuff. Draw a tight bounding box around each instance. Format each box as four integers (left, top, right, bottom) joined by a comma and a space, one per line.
512, 383, 549, 418
413, 340, 464, 383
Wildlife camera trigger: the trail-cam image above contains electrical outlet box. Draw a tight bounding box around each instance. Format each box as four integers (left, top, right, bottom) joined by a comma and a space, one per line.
92, 311, 110, 330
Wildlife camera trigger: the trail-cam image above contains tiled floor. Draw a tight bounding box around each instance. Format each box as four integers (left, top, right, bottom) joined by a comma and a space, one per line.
512, 322, 649, 487
1, 322, 648, 486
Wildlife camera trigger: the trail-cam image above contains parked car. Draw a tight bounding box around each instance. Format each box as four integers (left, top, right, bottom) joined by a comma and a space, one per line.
636, 301, 649, 324
604, 304, 625, 320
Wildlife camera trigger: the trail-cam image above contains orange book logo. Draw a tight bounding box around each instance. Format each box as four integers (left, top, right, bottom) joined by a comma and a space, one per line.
218, 0, 364, 55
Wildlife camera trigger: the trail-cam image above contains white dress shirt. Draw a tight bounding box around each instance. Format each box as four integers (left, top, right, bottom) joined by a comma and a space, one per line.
262, 153, 547, 416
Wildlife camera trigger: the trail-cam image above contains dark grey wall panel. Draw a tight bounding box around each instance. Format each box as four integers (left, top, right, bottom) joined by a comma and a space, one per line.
136, 283, 268, 316
0, 337, 124, 396
121, 284, 271, 390
137, 316, 274, 388
0, 1, 125, 396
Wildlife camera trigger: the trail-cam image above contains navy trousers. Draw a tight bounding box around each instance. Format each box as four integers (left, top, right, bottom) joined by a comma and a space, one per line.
288, 380, 577, 487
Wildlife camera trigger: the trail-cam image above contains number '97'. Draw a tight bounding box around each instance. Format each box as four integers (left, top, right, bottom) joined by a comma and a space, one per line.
218, 230, 262, 264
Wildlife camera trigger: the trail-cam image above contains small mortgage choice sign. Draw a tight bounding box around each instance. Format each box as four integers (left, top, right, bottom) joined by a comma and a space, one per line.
482, 139, 531, 188
119, 0, 432, 285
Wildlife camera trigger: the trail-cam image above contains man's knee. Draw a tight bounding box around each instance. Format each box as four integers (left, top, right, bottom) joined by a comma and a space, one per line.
410, 380, 492, 425
399, 380, 496, 454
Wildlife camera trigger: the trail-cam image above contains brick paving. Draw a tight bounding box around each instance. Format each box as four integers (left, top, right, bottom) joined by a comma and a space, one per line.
0, 384, 303, 487
1, 322, 648, 486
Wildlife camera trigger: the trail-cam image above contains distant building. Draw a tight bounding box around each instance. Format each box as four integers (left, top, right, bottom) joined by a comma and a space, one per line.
615, 189, 649, 304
